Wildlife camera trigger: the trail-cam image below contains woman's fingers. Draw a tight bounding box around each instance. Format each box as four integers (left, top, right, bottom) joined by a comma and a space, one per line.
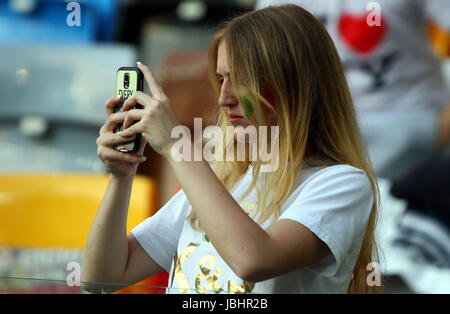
121, 91, 154, 112
96, 132, 136, 148
122, 108, 145, 130
117, 122, 141, 138
97, 146, 146, 164
99, 111, 127, 136
105, 95, 123, 116
137, 62, 166, 100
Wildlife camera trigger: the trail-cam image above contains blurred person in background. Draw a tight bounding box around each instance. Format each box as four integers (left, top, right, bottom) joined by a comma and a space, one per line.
83, 5, 381, 294
390, 155, 450, 269
257, 0, 450, 181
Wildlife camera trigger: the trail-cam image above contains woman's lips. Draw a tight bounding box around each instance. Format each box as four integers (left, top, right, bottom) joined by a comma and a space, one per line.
228, 113, 244, 123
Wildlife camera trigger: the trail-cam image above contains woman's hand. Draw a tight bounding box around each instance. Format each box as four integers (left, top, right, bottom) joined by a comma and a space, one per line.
118, 62, 180, 159
96, 95, 148, 179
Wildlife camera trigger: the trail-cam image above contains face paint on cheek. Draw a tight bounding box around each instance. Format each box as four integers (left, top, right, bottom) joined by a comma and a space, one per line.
239, 94, 254, 119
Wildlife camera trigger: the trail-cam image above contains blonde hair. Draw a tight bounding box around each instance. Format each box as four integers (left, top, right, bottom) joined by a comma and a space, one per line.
188, 4, 381, 293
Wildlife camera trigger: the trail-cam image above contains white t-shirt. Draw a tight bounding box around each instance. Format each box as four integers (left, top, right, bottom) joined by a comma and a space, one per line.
131, 164, 374, 294
256, 0, 450, 114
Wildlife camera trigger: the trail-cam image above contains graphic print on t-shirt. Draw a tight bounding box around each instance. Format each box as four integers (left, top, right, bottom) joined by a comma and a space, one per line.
169, 240, 256, 294
315, 11, 398, 91
168, 199, 258, 294
343, 51, 399, 91
337, 11, 400, 91
338, 12, 387, 55
317, 11, 400, 92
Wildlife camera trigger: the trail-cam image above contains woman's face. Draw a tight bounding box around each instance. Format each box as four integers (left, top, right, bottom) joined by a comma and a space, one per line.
216, 41, 253, 127
216, 41, 277, 149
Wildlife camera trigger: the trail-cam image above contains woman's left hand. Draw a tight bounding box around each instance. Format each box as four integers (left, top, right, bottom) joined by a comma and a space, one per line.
118, 62, 180, 159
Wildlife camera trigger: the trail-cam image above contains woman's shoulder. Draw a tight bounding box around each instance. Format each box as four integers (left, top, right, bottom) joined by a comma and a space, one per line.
305, 163, 367, 175
281, 163, 375, 215
299, 162, 371, 190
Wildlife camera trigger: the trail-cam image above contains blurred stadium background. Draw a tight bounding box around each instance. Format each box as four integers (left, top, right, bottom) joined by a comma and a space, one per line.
0, 0, 449, 294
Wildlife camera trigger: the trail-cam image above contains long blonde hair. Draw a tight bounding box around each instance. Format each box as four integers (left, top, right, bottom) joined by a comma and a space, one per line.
188, 4, 381, 293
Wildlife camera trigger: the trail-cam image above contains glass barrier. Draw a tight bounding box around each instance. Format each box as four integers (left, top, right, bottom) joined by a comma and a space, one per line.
0, 276, 256, 294
0, 246, 261, 294
0, 276, 163, 294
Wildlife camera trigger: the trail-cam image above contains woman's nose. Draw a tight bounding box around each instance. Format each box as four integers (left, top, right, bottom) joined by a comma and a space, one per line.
218, 80, 238, 108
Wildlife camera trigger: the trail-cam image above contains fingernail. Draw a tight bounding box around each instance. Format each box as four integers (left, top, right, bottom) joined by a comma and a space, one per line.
136, 61, 142, 65
116, 95, 122, 99
139, 156, 147, 162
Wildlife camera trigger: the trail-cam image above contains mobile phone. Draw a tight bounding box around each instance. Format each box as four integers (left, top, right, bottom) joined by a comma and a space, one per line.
114, 67, 144, 153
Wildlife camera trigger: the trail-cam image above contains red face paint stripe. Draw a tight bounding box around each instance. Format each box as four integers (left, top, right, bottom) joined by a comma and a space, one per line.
263, 87, 277, 113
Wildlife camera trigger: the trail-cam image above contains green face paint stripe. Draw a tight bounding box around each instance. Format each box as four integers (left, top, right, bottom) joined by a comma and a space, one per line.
239, 94, 254, 119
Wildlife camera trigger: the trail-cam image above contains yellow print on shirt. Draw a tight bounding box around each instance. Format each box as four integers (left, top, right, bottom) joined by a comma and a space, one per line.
195, 255, 223, 293
174, 242, 199, 293
228, 280, 256, 294
174, 242, 255, 294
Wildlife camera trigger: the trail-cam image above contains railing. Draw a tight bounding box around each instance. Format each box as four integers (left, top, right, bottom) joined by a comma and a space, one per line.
0, 276, 255, 294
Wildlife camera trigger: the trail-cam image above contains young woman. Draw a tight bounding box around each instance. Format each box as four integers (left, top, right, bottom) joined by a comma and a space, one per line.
83, 4, 380, 294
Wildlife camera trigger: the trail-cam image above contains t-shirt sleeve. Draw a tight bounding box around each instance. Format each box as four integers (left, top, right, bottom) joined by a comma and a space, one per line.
130, 189, 191, 271
421, 0, 450, 30
278, 166, 374, 277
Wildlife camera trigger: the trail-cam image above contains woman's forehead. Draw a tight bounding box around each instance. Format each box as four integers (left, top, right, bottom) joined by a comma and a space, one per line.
216, 41, 230, 75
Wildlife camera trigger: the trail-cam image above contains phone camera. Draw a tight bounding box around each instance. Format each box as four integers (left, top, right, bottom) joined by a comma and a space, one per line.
124, 73, 130, 89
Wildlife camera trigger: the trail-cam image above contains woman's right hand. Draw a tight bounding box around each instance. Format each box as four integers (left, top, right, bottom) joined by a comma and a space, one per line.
96, 95, 148, 179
